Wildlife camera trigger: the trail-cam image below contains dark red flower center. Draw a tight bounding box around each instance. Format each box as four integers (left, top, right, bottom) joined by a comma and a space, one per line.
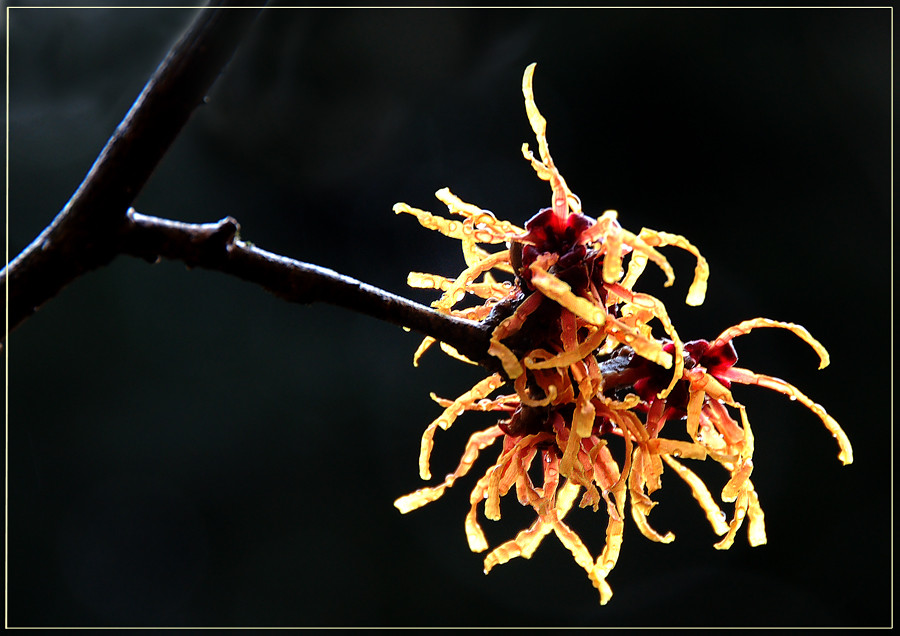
628, 338, 739, 414
514, 208, 597, 284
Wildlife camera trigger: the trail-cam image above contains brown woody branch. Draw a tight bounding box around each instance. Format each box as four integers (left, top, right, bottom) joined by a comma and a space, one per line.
119, 209, 499, 371
0, 0, 503, 376
0, 0, 507, 377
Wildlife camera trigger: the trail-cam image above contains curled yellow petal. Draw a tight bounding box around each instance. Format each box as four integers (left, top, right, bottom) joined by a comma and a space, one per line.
746, 485, 767, 546
662, 454, 730, 536
631, 504, 675, 544
530, 262, 607, 327
711, 317, 830, 369
721, 459, 754, 503
634, 228, 709, 306
723, 366, 852, 465
417, 374, 504, 480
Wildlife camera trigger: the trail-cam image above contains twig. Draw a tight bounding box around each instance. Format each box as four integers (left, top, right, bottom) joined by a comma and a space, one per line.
2, 1, 267, 336
119, 209, 499, 371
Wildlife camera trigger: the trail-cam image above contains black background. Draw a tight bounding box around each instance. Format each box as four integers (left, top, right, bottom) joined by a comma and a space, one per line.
5, 4, 891, 628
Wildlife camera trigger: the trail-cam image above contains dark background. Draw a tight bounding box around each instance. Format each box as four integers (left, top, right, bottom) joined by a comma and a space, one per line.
4, 4, 891, 628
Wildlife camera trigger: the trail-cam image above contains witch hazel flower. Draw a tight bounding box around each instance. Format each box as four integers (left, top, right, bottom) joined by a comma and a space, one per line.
392, 63, 852, 605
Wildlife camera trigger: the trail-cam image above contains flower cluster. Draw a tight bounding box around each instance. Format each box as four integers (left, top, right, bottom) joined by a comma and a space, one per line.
393, 63, 853, 605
